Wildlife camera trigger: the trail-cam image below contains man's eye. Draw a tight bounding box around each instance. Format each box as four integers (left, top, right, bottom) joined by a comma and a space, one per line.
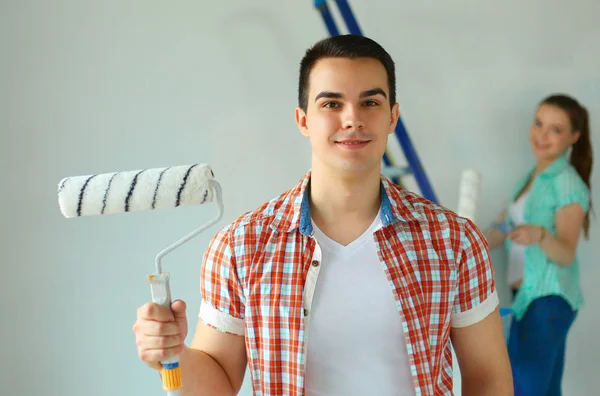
364, 100, 379, 106
324, 102, 340, 108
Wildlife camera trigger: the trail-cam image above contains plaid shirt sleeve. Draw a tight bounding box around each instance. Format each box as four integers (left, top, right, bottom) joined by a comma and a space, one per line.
451, 218, 499, 328
198, 226, 246, 336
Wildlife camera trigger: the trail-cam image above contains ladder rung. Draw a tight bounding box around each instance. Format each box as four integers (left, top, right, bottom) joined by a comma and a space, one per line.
381, 166, 411, 179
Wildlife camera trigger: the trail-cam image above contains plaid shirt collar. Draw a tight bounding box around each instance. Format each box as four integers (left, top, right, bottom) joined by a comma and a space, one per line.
270, 171, 424, 235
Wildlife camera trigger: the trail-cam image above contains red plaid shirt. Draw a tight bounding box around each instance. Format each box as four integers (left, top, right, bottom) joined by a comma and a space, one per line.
199, 171, 498, 395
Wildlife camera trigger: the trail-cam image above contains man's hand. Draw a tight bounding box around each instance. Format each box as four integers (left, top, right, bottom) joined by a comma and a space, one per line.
133, 300, 188, 370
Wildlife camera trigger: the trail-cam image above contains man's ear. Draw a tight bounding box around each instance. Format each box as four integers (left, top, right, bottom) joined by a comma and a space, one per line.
295, 107, 310, 138
389, 102, 400, 134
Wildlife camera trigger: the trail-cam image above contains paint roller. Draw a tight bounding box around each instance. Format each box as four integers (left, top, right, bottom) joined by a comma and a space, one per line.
457, 169, 481, 222
57, 163, 224, 396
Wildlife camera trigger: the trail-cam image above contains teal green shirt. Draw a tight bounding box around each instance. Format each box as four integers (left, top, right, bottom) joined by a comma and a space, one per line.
505, 153, 590, 321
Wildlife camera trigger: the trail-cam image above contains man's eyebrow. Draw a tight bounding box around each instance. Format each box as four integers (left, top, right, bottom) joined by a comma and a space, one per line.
360, 88, 387, 99
314, 88, 387, 102
314, 91, 343, 102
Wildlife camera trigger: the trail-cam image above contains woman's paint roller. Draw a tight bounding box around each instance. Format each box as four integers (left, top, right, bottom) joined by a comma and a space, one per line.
457, 169, 481, 222
57, 163, 224, 396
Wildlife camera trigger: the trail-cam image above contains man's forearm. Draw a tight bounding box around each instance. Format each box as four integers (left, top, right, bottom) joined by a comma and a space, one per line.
176, 347, 237, 396
461, 373, 514, 396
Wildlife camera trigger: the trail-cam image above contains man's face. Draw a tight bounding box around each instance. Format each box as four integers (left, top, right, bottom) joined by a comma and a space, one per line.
295, 57, 399, 175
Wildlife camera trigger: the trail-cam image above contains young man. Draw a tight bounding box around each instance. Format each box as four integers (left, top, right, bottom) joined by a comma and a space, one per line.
133, 35, 513, 395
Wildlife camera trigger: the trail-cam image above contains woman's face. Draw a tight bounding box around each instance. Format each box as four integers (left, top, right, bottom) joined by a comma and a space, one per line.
529, 104, 580, 162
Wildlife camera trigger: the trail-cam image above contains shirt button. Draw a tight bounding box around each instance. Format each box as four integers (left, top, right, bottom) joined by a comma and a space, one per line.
311, 260, 320, 267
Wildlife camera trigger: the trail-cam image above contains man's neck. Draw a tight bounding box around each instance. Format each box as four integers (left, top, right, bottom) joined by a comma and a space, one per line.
309, 165, 382, 229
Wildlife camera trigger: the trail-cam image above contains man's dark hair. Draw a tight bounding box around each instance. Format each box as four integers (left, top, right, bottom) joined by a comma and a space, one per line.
298, 34, 396, 112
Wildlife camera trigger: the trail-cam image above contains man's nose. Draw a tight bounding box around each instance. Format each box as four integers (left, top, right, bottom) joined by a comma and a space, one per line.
341, 105, 365, 130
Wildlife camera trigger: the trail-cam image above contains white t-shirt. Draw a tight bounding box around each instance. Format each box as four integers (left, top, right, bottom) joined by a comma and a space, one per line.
507, 192, 529, 286
304, 213, 416, 396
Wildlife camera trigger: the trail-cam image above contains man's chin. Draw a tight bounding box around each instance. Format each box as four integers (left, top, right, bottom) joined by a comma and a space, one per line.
333, 160, 380, 174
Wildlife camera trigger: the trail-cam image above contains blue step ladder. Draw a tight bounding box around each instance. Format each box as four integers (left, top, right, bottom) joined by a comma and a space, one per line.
313, 0, 439, 204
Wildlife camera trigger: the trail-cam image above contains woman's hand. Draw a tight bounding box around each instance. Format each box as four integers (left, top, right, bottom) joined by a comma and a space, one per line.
507, 225, 545, 246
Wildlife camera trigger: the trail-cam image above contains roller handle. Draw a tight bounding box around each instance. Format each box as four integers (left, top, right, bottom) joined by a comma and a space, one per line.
149, 273, 182, 396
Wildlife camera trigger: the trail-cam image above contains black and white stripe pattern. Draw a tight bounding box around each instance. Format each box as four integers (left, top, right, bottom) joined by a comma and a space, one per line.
77, 174, 98, 217
101, 172, 120, 214
57, 164, 215, 218
152, 167, 171, 210
125, 169, 147, 212
176, 164, 198, 207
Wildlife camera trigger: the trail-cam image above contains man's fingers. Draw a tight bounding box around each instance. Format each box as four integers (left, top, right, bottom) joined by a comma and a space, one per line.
134, 301, 189, 371
171, 300, 187, 319
137, 302, 174, 322
134, 320, 180, 336
136, 334, 182, 350
138, 345, 184, 365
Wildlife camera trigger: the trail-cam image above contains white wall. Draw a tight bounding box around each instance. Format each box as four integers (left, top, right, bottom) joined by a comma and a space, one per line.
1, 1, 599, 395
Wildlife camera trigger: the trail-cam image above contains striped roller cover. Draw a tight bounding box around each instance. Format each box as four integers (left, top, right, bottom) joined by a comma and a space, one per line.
57, 164, 215, 218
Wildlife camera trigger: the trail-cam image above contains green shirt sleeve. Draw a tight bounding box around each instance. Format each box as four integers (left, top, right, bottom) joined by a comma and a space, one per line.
554, 169, 590, 213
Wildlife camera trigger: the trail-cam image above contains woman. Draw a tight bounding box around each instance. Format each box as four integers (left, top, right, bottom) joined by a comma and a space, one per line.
486, 94, 593, 395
